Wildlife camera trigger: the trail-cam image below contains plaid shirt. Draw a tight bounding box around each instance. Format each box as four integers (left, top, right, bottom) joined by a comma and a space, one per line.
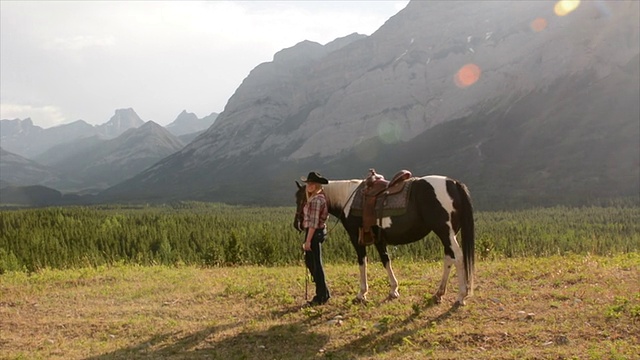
303, 192, 328, 230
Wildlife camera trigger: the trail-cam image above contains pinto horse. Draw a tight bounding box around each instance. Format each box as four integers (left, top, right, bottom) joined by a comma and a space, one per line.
294, 175, 475, 305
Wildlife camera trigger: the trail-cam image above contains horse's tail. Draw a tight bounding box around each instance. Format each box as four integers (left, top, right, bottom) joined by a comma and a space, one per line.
456, 181, 475, 296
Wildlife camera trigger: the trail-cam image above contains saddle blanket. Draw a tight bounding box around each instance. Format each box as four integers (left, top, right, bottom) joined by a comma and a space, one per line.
350, 179, 414, 218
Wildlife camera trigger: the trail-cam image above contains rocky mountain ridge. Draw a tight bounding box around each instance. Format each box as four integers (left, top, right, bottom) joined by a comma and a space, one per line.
0, 108, 217, 159
165, 110, 218, 137
0, 120, 186, 195
0, 110, 209, 194
187, 1, 638, 163
100, 0, 639, 208
2, 0, 638, 208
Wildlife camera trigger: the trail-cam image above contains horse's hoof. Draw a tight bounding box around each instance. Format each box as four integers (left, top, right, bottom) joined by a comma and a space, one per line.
433, 295, 442, 304
383, 294, 399, 302
352, 297, 367, 305
454, 299, 466, 306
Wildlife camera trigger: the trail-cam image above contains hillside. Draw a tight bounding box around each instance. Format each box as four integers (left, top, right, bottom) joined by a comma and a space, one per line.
52, 121, 184, 190
0, 147, 78, 190
1, 108, 218, 201
0, 109, 144, 159
100, 0, 640, 208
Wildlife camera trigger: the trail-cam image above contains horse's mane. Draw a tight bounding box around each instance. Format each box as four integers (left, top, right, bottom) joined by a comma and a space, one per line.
324, 180, 362, 215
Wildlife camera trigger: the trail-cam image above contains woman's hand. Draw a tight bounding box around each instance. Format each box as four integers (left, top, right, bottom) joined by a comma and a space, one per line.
304, 228, 315, 251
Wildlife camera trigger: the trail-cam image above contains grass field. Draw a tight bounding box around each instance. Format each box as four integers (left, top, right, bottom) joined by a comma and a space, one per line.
1, 254, 638, 359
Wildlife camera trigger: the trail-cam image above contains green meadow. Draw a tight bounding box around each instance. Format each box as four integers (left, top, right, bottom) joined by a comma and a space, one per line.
0, 202, 638, 359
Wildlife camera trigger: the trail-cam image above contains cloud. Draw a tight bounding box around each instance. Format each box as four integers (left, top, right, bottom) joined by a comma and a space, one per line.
0, 1, 409, 128
45, 35, 116, 51
0, 103, 67, 128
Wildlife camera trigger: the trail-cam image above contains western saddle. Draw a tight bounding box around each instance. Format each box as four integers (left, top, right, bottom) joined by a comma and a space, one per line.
357, 168, 413, 246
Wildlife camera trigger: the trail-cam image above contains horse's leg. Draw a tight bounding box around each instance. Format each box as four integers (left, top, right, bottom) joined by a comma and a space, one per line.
355, 245, 369, 302
435, 254, 454, 303
374, 241, 399, 300
451, 231, 468, 305
434, 226, 467, 305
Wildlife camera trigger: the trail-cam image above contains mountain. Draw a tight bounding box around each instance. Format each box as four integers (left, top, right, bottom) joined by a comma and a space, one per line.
1, 108, 194, 200
323, 32, 367, 53
0, 147, 78, 189
0, 108, 145, 158
0, 118, 98, 158
0, 185, 64, 207
1, 119, 185, 204
99, 0, 639, 208
95, 108, 145, 138
0, 117, 42, 139
49, 121, 184, 190
177, 131, 205, 145
165, 110, 218, 137
0, 118, 45, 158
34, 135, 108, 168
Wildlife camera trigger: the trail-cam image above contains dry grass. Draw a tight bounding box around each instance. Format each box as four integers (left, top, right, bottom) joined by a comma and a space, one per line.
1, 254, 638, 360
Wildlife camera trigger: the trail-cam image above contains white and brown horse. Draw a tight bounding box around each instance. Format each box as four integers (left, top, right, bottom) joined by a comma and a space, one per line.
294, 175, 475, 305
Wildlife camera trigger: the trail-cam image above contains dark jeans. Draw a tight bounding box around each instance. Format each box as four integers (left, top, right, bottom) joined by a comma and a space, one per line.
304, 228, 330, 302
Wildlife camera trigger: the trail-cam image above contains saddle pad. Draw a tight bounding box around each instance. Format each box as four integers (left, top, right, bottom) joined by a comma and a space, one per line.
350, 179, 413, 217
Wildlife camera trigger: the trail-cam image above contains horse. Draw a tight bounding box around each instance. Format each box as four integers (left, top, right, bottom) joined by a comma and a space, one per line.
293, 173, 475, 305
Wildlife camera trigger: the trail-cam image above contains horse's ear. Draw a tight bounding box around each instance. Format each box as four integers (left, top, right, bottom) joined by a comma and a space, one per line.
295, 180, 302, 189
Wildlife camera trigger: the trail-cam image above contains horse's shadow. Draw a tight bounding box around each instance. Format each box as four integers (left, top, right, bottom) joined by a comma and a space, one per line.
83, 301, 458, 359
328, 298, 461, 357
83, 305, 329, 360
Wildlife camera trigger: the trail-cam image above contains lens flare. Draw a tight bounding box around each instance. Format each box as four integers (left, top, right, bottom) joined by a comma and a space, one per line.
454, 63, 481, 88
554, 0, 581, 16
377, 120, 402, 144
530, 17, 548, 32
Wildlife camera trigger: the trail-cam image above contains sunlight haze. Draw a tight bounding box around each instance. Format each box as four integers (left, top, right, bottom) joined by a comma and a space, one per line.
0, 1, 409, 128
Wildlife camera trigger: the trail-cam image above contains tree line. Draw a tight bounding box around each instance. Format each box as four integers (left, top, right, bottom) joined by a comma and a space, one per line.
1, 201, 638, 273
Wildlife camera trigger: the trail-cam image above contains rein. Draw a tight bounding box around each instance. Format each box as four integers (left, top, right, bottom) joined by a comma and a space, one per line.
324, 210, 342, 235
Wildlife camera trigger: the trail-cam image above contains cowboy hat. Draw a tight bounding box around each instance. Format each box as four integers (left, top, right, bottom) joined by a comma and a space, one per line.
301, 171, 329, 184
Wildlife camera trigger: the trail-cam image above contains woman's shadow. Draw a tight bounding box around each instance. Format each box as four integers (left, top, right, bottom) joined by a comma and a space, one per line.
83, 305, 329, 360
83, 300, 458, 359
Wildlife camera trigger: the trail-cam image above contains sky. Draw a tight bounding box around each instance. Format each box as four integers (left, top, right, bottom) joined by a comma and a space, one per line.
0, 1, 409, 128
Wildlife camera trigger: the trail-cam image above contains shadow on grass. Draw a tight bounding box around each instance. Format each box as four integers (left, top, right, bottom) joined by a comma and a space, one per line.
82, 298, 459, 359
83, 307, 328, 360
326, 298, 462, 358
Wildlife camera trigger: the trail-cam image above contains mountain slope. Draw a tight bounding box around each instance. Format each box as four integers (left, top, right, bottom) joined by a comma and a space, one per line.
165, 110, 218, 137
0, 108, 145, 159
100, 0, 640, 207
56, 121, 184, 190
331, 60, 640, 209
34, 135, 107, 168
0, 147, 78, 189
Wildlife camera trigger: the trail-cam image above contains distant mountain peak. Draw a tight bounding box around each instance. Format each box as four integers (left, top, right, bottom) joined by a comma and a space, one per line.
175, 110, 198, 123
108, 108, 143, 125
140, 120, 161, 127
165, 111, 217, 137
97, 108, 144, 138
324, 32, 367, 53
272, 40, 326, 65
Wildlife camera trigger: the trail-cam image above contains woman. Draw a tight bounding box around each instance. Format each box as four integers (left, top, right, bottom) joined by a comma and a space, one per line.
301, 171, 330, 306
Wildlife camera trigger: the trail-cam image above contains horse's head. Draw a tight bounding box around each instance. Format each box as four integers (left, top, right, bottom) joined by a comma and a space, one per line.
293, 181, 307, 232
